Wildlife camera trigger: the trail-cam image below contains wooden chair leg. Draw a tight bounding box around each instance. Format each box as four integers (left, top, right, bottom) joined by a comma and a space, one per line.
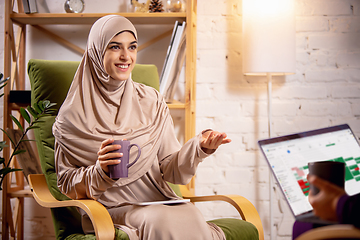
14, 197, 25, 240
6, 197, 15, 238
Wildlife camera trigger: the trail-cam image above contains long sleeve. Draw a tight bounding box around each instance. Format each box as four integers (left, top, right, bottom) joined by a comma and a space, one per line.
337, 193, 360, 228
160, 133, 210, 185
157, 113, 211, 184
55, 140, 115, 200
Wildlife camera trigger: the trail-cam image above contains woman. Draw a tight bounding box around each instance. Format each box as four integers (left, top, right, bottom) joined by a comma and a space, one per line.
53, 15, 231, 240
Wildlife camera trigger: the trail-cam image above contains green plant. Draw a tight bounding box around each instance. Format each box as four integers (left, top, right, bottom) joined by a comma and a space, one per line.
0, 72, 56, 190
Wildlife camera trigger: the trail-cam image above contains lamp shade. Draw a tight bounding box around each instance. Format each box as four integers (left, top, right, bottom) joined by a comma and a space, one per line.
242, 0, 296, 75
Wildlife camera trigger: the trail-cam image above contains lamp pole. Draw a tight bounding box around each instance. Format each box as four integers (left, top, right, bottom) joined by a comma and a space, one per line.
242, 0, 295, 238
267, 73, 274, 239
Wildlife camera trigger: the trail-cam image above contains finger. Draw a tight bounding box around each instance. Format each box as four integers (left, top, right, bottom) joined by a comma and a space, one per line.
222, 138, 232, 144
99, 159, 121, 167
204, 131, 215, 145
205, 133, 219, 149
308, 175, 330, 191
99, 138, 114, 151
308, 187, 324, 205
212, 134, 225, 148
98, 142, 121, 156
308, 189, 317, 204
217, 133, 231, 145
99, 159, 121, 173
98, 152, 123, 161
219, 132, 230, 143
213, 133, 231, 147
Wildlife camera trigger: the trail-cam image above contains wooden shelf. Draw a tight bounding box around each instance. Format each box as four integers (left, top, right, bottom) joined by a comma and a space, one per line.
4, 1, 196, 238
10, 12, 187, 25
167, 100, 186, 109
8, 189, 33, 198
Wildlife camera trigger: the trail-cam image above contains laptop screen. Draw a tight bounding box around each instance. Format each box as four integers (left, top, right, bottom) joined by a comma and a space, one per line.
258, 124, 360, 216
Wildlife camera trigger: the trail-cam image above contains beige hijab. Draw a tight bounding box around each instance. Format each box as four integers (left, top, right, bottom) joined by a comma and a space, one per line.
53, 15, 174, 188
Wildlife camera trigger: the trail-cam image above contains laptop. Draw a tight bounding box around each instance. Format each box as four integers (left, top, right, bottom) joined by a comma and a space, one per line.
258, 124, 360, 224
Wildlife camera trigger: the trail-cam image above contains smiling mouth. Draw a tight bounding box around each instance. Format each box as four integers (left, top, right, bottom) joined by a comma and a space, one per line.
116, 64, 130, 69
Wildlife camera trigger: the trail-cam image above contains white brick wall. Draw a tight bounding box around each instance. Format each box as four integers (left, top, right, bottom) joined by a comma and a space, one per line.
196, 1, 360, 240
1, 0, 360, 239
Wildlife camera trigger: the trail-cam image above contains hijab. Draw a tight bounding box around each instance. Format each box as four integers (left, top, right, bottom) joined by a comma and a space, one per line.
53, 15, 172, 187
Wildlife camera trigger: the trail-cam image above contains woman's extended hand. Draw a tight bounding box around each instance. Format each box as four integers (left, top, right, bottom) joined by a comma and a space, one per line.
97, 138, 122, 174
200, 130, 231, 154
307, 175, 346, 221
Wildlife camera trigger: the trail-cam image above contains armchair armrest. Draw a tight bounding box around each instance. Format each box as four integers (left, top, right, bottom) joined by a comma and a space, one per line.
28, 174, 115, 240
179, 185, 264, 240
295, 224, 360, 240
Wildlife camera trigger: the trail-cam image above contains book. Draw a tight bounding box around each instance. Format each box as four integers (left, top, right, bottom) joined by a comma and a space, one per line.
22, 0, 38, 13
164, 28, 186, 101
159, 21, 181, 87
22, 0, 30, 13
159, 21, 186, 102
28, 0, 38, 13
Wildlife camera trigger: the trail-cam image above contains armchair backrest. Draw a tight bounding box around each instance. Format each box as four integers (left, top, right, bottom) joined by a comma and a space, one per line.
28, 59, 162, 239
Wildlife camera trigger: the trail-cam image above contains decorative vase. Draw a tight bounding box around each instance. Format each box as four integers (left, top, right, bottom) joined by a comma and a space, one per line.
167, 0, 184, 12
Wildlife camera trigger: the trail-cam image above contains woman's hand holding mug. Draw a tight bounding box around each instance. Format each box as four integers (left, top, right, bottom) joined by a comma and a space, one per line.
97, 138, 122, 174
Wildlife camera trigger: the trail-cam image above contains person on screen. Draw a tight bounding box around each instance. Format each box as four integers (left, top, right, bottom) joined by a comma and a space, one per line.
292, 175, 360, 239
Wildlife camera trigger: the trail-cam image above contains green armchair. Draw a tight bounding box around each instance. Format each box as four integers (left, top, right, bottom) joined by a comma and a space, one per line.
27, 59, 263, 240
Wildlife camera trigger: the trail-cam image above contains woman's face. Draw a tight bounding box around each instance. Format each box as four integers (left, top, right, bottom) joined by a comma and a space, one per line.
103, 31, 137, 81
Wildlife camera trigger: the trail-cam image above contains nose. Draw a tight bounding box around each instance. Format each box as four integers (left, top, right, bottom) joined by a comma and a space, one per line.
120, 49, 130, 61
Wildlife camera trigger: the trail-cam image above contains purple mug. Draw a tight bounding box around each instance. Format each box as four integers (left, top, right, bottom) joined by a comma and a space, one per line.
108, 140, 141, 179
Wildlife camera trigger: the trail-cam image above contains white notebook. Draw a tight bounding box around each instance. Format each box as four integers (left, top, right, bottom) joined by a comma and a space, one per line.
119, 199, 190, 206
134, 199, 190, 206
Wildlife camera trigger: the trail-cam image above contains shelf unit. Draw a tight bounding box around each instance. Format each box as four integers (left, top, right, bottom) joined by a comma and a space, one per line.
3, 0, 197, 239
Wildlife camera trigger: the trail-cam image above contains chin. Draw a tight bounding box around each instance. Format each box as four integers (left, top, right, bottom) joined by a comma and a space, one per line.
110, 76, 128, 81
115, 75, 130, 81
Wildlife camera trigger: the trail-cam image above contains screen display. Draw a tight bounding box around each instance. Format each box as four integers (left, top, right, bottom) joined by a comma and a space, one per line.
260, 126, 360, 216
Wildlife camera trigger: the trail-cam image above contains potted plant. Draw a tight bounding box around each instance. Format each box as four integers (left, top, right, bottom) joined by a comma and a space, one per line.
0, 72, 56, 190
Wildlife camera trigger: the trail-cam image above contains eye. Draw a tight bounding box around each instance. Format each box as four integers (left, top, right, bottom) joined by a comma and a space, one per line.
129, 45, 137, 51
109, 45, 120, 50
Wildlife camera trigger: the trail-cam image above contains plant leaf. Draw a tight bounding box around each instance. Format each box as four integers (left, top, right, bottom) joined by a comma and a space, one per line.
0, 82, 8, 91
44, 109, 57, 114
0, 129, 15, 146
10, 114, 24, 132
27, 106, 39, 118
41, 112, 54, 116
38, 100, 44, 111
20, 108, 31, 124
27, 126, 40, 130
20, 139, 35, 142
33, 102, 42, 114
0, 167, 22, 176
33, 120, 46, 124
43, 100, 50, 108
0, 76, 9, 85
13, 149, 26, 156
0, 140, 8, 149
49, 103, 57, 108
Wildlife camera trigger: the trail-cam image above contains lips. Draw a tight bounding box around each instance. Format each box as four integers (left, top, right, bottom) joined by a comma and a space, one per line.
115, 64, 130, 69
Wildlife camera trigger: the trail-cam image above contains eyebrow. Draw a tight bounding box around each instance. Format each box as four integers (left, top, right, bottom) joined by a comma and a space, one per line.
108, 41, 138, 45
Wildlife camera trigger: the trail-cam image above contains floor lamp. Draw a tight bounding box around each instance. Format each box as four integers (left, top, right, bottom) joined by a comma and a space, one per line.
242, 0, 296, 239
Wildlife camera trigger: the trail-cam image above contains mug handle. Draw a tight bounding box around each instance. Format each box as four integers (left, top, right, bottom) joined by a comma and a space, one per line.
127, 144, 141, 168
